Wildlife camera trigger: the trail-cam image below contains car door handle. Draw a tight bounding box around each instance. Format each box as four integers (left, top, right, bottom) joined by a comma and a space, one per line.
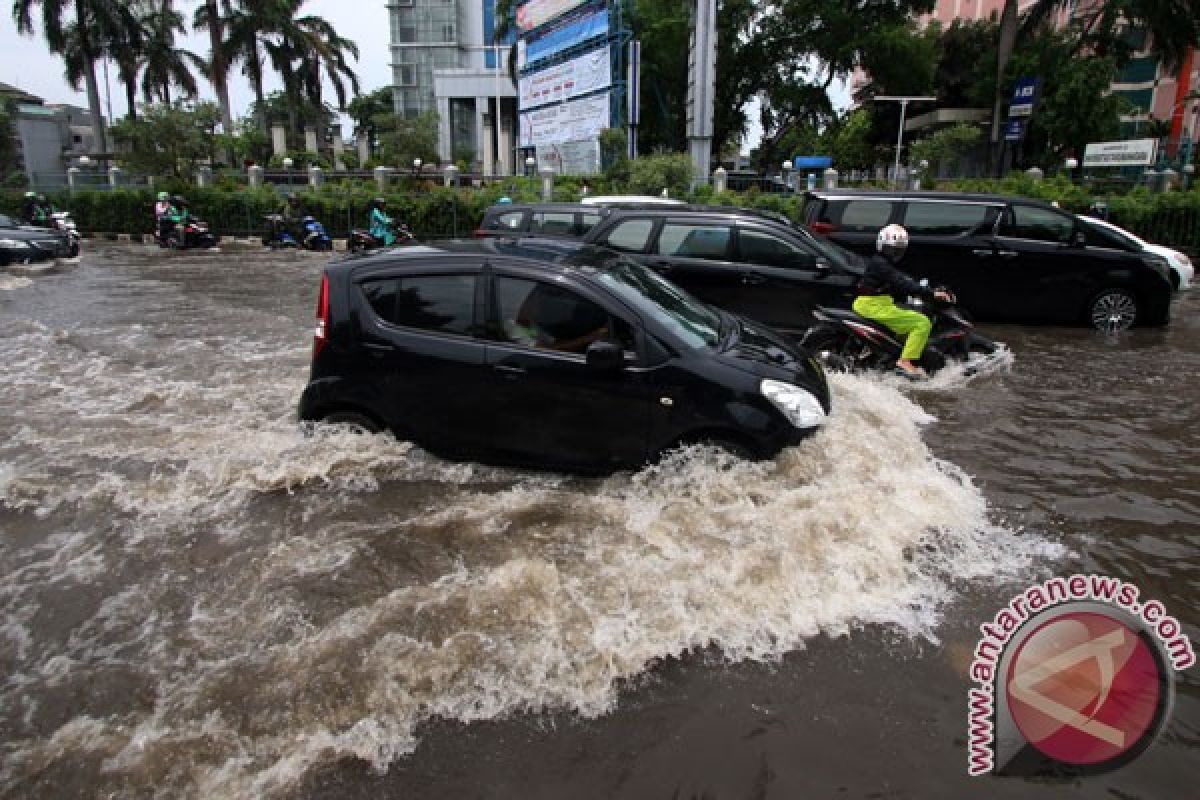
997, 250, 1019, 259
741, 273, 767, 285
494, 364, 526, 379
972, 249, 994, 258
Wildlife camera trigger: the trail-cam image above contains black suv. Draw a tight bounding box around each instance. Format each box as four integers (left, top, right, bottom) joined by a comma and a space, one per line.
0, 213, 70, 265
476, 203, 611, 239
581, 207, 864, 337
298, 239, 830, 472
802, 190, 1173, 329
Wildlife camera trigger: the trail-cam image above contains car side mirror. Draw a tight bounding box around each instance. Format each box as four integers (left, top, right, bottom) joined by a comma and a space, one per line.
586, 340, 624, 371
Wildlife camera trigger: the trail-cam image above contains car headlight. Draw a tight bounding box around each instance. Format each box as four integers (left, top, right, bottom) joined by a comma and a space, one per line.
760, 379, 826, 429
0, 238, 30, 250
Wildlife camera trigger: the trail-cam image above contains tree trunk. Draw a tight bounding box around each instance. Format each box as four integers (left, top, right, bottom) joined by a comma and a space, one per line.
124, 78, 137, 121
203, 0, 235, 158
990, 0, 1019, 177
75, 0, 108, 155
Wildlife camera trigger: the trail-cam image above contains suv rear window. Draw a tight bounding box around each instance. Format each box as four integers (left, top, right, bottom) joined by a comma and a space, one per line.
902, 202, 992, 236
603, 219, 655, 252
485, 210, 525, 231
656, 223, 732, 259
836, 200, 896, 231
362, 275, 476, 335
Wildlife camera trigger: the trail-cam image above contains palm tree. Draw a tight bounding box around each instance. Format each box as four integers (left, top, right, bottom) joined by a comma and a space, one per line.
193, 0, 235, 136
13, 0, 121, 154
222, 0, 291, 132
138, 0, 204, 106
99, 1, 145, 121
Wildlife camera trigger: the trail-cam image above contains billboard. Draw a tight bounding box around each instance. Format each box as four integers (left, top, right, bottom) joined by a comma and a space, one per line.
516, 0, 590, 32
1083, 138, 1158, 168
519, 48, 611, 109
520, 8, 609, 68
536, 139, 602, 175
520, 91, 611, 147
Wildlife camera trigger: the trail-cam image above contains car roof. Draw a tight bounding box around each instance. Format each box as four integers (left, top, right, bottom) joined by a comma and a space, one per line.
484, 202, 602, 213
805, 188, 1064, 211
581, 195, 686, 206
334, 238, 621, 275
602, 205, 796, 225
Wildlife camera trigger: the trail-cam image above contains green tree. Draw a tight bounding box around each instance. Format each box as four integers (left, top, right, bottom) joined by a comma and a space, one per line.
909, 122, 983, 177
193, 0, 235, 138
347, 87, 393, 152
109, 101, 221, 177
0, 100, 26, 187
374, 111, 440, 167
138, 0, 203, 106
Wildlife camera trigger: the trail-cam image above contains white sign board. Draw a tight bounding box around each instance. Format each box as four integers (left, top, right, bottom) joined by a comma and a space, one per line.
519, 49, 610, 110
519, 91, 610, 148
1082, 138, 1158, 168
537, 139, 602, 175
516, 0, 589, 31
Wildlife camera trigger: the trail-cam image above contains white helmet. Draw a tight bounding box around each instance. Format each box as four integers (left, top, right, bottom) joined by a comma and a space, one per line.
876, 223, 909, 259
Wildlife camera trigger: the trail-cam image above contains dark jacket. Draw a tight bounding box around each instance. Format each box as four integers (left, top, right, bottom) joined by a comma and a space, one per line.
858, 253, 932, 299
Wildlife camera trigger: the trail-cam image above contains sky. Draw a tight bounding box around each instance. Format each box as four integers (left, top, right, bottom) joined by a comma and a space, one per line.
1, 0, 393, 127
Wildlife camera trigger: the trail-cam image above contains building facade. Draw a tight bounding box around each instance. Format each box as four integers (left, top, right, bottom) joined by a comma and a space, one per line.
387, 0, 517, 173
2, 82, 101, 186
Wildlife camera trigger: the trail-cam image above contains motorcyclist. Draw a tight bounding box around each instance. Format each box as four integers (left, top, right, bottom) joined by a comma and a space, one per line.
163, 195, 189, 243
369, 197, 396, 246
35, 194, 54, 224
154, 192, 173, 242
21, 191, 39, 225
854, 224, 952, 380
280, 192, 304, 242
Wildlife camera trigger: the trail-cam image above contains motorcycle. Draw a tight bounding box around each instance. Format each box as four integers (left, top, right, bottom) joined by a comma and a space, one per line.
800, 284, 998, 376
50, 211, 81, 257
348, 222, 414, 254
262, 214, 299, 249
300, 216, 333, 251
160, 217, 219, 250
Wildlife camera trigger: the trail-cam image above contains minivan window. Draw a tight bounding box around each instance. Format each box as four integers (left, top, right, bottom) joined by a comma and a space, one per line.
494, 277, 630, 354
362, 275, 476, 335
531, 212, 576, 236
580, 212, 604, 233
603, 219, 655, 252
839, 200, 896, 231
738, 229, 811, 268
999, 205, 1074, 243
902, 202, 992, 236
657, 223, 733, 259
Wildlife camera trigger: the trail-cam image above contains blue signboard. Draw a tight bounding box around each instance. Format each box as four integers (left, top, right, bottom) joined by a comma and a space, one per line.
1004, 118, 1025, 141
1008, 76, 1040, 118
793, 156, 832, 169
524, 8, 609, 67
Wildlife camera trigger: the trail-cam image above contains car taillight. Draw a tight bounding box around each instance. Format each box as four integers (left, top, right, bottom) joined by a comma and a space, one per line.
473, 229, 490, 238
314, 273, 329, 359
810, 222, 835, 235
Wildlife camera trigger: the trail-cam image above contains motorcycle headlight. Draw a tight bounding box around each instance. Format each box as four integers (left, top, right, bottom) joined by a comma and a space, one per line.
760, 379, 826, 429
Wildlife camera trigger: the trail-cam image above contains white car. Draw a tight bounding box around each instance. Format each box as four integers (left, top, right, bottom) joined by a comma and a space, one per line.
1082, 215, 1193, 290
581, 194, 686, 206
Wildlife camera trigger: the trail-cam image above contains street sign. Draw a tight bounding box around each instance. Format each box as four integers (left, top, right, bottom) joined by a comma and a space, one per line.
1004, 119, 1025, 141
1009, 77, 1040, 118
793, 156, 833, 169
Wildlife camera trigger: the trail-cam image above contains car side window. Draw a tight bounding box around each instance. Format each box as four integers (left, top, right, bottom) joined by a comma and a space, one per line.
602, 219, 655, 252
361, 274, 476, 336
656, 223, 732, 259
494, 276, 636, 355
531, 212, 576, 236
902, 202, 992, 236
837, 200, 896, 232
579, 212, 604, 233
486, 210, 525, 231
998, 205, 1075, 243
738, 229, 813, 268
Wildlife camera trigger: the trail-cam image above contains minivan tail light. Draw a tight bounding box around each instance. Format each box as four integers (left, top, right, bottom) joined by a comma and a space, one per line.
314, 273, 329, 359
810, 222, 836, 235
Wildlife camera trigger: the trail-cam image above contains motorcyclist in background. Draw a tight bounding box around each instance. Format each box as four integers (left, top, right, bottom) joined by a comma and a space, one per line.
368, 197, 396, 246
21, 191, 40, 225
854, 224, 952, 380
154, 191, 174, 242
35, 194, 54, 224
280, 193, 304, 241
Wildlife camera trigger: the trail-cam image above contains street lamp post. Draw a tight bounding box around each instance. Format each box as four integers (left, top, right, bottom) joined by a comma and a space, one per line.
1184, 164, 1195, 191
874, 95, 937, 188
1064, 157, 1078, 183
781, 160, 793, 192
413, 158, 422, 177
282, 156, 293, 188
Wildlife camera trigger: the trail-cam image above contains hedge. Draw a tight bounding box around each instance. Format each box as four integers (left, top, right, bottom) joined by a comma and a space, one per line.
3, 175, 1197, 252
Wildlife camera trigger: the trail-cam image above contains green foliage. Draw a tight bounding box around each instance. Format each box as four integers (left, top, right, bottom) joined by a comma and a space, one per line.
110, 102, 224, 178
910, 123, 984, 177
375, 111, 440, 168
0, 100, 26, 188
624, 154, 694, 197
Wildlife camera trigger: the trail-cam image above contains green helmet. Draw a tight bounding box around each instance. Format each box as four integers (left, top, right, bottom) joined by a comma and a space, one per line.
25, 191, 36, 198
157, 191, 169, 201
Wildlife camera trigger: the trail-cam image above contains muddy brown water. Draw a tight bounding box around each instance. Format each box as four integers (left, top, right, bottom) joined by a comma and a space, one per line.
0, 245, 1196, 798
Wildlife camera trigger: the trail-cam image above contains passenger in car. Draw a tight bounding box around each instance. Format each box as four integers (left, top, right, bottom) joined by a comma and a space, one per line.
855, 224, 951, 379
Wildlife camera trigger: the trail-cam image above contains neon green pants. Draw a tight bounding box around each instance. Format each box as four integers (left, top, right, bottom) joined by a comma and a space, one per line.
852, 295, 932, 362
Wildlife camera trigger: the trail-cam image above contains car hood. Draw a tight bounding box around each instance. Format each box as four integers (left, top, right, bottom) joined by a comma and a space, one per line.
715, 314, 831, 410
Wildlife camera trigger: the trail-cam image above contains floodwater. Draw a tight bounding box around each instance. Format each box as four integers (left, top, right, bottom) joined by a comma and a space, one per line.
0, 245, 1195, 799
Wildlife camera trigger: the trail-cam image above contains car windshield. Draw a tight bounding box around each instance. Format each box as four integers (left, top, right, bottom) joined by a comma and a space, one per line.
575, 251, 722, 349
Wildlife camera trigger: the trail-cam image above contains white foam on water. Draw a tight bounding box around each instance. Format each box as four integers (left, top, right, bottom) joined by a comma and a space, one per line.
0, 276, 33, 291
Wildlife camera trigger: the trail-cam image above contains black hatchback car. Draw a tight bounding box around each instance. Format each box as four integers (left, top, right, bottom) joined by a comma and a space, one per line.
581, 207, 864, 337
298, 239, 830, 472
802, 190, 1173, 329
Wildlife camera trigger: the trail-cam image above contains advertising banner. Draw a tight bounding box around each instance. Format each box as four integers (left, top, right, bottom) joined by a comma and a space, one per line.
519, 91, 611, 148
516, 0, 589, 32
1082, 138, 1158, 168
536, 139, 602, 175
521, 8, 608, 68
519, 48, 611, 110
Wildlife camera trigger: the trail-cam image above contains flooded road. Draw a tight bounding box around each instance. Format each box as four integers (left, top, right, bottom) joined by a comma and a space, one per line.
0, 245, 1196, 798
